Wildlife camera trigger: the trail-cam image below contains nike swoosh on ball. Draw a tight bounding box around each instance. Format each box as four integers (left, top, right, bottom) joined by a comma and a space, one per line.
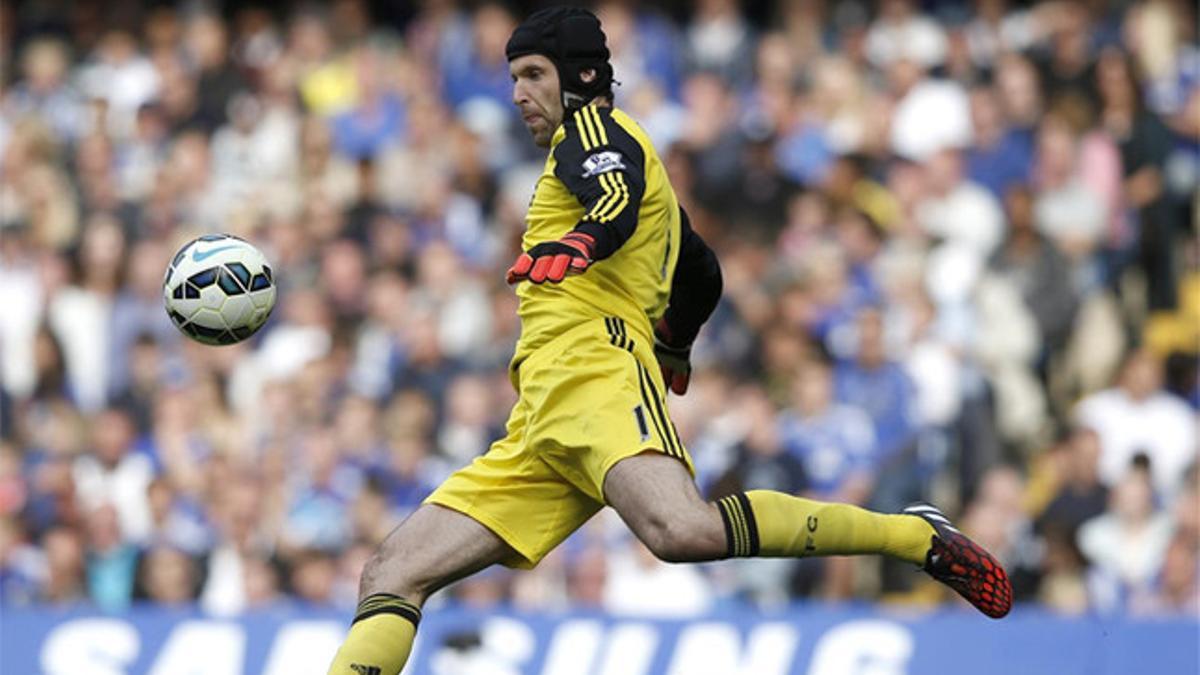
192, 245, 238, 262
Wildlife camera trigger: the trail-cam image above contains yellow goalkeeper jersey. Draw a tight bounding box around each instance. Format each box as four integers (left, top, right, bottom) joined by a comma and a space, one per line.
512, 104, 681, 378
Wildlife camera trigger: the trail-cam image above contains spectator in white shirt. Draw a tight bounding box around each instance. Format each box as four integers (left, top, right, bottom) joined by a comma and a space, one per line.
604, 537, 714, 618
865, 0, 948, 70
916, 148, 1005, 256
1032, 113, 1108, 262
1075, 348, 1197, 497
72, 408, 154, 542
1078, 466, 1174, 609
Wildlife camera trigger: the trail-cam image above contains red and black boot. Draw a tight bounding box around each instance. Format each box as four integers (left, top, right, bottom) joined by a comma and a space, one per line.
904, 504, 1013, 618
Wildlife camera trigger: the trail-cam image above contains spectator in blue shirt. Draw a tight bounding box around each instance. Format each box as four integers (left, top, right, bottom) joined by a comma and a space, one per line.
834, 307, 917, 462
965, 84, 1034, 199
281, 429, 362, 552
330, 92, 405, 160
6, 39, 87, 143
709, 386, 808, 499
370, 435, 441, 514
84, 503, 138, 611
780, 357, 877, 503
331, 48, 406, 160
439, 3, 517, 111
595, 2, 686, 100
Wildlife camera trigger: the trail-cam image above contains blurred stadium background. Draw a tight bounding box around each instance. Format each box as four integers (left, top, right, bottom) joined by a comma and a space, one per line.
0, 0, 1197, 673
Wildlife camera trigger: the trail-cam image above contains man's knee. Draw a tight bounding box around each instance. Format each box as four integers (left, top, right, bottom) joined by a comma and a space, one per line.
637, 508, 724, 563
641, 522, 697, 563
359, 544, 433, 604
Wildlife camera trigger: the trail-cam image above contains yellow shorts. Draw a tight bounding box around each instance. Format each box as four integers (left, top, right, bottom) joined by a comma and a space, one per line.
426, 316, 694, 568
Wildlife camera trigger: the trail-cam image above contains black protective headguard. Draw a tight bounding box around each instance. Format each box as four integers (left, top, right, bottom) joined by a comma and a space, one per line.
505, 7, 614, 111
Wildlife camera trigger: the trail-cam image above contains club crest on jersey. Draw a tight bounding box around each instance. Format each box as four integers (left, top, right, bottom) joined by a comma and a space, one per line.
581, 151, 625, 178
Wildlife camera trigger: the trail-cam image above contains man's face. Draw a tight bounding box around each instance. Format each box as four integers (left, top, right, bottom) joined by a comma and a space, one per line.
510, 54, 563, 148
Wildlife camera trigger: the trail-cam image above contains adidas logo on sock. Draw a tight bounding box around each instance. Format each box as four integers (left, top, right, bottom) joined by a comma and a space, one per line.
350, 664, 382, 675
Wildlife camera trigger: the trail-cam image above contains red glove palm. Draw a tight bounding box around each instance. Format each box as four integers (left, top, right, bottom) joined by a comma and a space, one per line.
506, 232, 596, 284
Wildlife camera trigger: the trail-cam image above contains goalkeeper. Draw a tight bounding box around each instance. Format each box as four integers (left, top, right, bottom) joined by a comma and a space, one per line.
329, 8, 1010, 674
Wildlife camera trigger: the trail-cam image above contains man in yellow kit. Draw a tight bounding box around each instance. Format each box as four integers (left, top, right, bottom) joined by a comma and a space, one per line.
328, 8, 1010, 673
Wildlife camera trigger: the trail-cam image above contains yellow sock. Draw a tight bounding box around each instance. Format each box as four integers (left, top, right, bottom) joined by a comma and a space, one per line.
327, 594, 421, 675
714, 491, 936, 566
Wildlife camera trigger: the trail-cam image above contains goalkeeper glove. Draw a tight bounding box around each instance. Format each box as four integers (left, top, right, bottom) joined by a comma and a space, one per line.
506, 232, 596, 285
653, 319, 693, 395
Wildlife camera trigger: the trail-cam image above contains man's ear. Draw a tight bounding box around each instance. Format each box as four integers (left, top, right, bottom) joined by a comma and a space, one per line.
580, 68, 597, 84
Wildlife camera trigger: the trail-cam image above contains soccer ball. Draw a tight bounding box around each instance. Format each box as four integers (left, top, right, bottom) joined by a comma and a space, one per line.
163, 234, 277, 345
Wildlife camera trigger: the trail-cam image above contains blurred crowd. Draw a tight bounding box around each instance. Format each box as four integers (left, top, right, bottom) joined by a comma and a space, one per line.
1, 0, 1197, 621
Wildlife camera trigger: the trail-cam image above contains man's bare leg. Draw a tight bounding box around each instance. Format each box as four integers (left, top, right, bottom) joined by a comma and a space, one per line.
327, 504, 517, 675
358, 504, 517, 604
602, 451, 933, 563
602, 451, 1011, 617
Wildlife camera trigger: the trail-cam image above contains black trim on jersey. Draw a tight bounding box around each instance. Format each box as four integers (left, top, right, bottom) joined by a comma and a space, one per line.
603, 316, 681, 459
635, 360, 680, 460
615, 315, 635, 352
553, 107, 647, 261
637, 359, 683, 459
660, 207, 723, 347
605, 316, 635, 352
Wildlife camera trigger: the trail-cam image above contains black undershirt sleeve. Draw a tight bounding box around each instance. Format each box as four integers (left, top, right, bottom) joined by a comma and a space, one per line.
661, 207, 723, 346
553, 109, 646, 261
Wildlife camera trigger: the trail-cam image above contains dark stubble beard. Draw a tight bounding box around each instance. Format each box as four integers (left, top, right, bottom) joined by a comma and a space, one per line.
532, 123, 553, 148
